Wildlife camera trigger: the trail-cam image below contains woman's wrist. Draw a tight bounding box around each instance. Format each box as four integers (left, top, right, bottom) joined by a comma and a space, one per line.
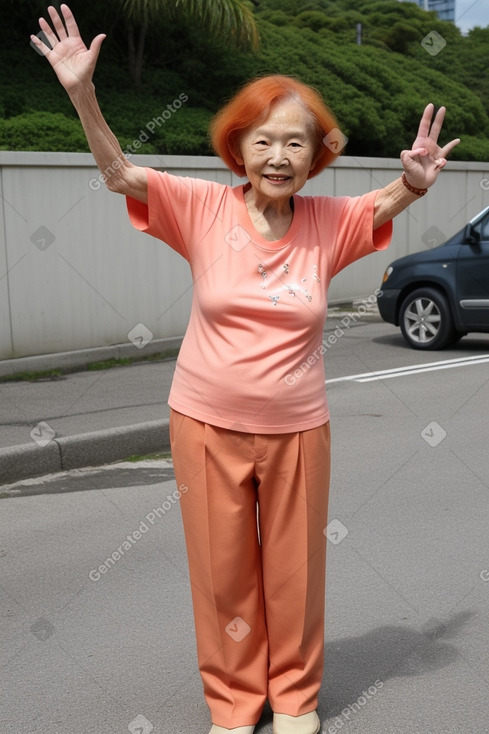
68, 81, 96, 108
401, 172, 428, 197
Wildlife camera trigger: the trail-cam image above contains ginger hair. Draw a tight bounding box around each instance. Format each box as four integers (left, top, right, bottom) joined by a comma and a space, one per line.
209, 75, 343, 179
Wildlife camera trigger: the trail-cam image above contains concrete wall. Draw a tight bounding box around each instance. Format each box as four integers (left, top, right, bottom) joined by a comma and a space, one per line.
0, 151, 488, 359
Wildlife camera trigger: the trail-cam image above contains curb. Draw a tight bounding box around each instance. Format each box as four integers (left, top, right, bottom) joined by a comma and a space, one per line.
0, 420, 170, 486
0, 303, 381, 486
0, 336, 183, 378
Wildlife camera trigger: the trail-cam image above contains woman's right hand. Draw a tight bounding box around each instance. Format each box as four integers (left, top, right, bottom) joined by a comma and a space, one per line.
30, 4, 106, 92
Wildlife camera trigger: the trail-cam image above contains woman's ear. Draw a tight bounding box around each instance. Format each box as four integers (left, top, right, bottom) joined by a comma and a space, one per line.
231, 140, 244, 166
309, 143, 323, 172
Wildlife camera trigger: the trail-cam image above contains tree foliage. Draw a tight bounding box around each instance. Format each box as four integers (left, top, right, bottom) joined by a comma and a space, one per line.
1, 0, 488, 160
120, 0, 258, 86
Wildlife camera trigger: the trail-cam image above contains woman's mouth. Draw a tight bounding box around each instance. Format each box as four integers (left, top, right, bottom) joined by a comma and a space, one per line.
263, 174, 291, 182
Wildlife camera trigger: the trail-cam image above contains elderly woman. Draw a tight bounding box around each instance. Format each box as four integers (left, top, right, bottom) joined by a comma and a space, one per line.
32, 6, 459, 734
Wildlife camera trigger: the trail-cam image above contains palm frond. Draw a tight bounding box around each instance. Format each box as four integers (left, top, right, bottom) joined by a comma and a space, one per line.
176, 0, 258, 49
120, 0, 259, 50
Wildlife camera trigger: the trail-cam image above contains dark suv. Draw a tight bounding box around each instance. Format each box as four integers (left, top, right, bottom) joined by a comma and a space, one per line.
377, 205, 489, 349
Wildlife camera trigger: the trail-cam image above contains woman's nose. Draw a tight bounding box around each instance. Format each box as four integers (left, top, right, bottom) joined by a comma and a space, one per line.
268, 145, 288, 166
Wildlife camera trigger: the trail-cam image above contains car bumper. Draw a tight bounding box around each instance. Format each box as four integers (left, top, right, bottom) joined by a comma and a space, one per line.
377, 288, 401, 325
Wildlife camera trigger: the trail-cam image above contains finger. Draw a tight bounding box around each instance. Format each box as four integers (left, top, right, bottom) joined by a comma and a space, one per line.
401, 148, 425, 166
415, 103, 435, 140
60, 4, 82, 38
48, 5, 68, 40
89, 34, 106, 61
409, 147, 429, 158
30, 32, 52, 57
428, 105, 446, 141
38, 16, 58, 48
440, 137, 460, 158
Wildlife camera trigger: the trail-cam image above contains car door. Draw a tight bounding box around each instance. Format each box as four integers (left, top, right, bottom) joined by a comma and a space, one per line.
456, 210, 489, 328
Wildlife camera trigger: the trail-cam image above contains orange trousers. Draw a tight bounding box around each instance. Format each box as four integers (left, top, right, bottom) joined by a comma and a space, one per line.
169, 409, 331, 728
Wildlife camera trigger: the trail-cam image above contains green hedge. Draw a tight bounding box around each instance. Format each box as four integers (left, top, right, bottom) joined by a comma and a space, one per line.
1, 0, 488, 159
0, 112, 88, 152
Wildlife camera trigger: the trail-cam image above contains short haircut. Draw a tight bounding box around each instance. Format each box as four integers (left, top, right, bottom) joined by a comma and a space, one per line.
209, 74, 342, 179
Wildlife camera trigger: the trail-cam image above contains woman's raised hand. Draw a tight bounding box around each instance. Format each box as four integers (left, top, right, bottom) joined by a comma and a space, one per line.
30, 4, 105, 92
401, 104, 460, 190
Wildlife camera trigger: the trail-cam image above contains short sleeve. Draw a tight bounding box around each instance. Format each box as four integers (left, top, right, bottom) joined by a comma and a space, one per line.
330, 189, 392, 277
126, 168, 226, 261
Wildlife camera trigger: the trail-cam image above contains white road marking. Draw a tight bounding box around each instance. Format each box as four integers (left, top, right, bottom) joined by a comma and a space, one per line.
326, 354, 489, 384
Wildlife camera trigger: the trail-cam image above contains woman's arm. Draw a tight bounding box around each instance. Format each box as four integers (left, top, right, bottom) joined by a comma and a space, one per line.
68, 84, 148, 201
374, 104, 460, 229
31, 4, 147, 203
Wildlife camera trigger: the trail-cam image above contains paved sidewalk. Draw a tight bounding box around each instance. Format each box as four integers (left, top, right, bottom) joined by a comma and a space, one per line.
0, 305, 379, 485
0, 338, 180, 485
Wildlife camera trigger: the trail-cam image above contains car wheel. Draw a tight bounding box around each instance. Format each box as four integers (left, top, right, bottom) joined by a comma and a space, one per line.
399, 288, 457, 350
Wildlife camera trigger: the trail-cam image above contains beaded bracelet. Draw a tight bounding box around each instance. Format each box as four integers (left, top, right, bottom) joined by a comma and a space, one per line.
401, 172, 428, 197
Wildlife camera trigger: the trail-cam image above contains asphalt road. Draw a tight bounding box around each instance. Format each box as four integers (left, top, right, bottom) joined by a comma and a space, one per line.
2, 319, 489, 734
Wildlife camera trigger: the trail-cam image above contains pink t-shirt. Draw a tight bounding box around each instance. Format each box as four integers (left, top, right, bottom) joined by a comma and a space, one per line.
127, 168, 392, 433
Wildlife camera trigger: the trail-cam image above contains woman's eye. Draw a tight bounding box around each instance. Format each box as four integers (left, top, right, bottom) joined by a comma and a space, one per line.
289, 142, 302, 148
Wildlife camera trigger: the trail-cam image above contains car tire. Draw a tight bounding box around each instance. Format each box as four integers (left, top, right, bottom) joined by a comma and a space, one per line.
399, 287, 457, 350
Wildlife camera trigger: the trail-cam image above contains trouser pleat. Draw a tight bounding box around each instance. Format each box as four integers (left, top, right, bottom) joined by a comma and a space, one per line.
170, 410, 330, 727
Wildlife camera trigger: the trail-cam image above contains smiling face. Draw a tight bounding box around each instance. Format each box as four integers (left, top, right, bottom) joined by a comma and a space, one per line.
235, 97, 318, 205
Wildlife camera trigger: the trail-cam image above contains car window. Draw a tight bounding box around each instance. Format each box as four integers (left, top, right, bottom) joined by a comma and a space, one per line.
472, 215, 489, 241
482, 216, 489, 241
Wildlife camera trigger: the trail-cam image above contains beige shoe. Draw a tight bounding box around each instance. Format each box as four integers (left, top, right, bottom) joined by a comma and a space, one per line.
209, 726, 255, 734
273, 711, 320, 734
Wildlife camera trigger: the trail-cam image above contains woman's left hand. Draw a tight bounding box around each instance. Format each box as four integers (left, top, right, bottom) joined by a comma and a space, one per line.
401, 104, 460, 190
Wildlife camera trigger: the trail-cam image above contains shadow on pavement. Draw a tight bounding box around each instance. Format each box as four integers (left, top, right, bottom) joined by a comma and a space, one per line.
319, 610, 473, 720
